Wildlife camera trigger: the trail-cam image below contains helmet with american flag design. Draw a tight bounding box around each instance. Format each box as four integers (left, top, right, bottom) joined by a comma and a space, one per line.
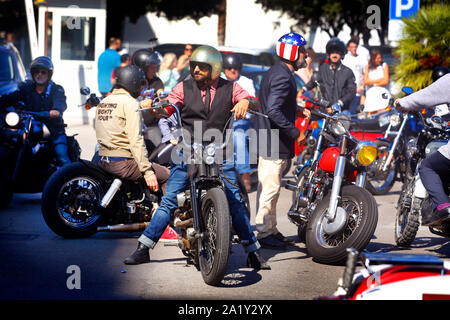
276, 33, 307, 62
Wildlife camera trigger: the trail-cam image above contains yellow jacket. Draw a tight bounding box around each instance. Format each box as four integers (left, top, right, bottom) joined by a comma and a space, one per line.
95, 88, 153, 179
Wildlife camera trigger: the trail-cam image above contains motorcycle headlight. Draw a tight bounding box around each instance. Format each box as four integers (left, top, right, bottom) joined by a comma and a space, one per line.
356, 141, 378, 166
329, 120, 346, 136
205, 144, 216, 157
390, 113, 401, 127
204, 144, 216, 165
192, 143, 203, 164
5, 112, 20, 127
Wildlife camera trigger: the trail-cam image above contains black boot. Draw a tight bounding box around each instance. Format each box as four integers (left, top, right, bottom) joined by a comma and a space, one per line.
246, 250, 271, 270
423, 207, 450, 226
124, 242, 150, 265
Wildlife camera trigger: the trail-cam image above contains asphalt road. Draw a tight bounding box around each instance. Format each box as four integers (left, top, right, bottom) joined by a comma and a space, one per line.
1, 124, 449, 302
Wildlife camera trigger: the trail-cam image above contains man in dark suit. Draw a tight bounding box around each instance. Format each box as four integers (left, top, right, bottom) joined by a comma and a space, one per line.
255, 33, 310, 249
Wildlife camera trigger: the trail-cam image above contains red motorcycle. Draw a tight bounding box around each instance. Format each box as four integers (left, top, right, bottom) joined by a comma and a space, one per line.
286, 105, 379, 265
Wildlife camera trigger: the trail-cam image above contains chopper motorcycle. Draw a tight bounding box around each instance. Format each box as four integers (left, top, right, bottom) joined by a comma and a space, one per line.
394, 110, 450, 247
139, 100, 266, 286
40, 92, 172, 238
285, 102, 379, 265
0, 103, 80, 209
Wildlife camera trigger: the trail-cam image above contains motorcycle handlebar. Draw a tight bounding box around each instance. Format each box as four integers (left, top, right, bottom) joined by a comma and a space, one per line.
299, 95, 330, 109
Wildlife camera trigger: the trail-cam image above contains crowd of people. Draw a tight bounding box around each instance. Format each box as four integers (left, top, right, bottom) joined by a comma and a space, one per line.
2, 33, 448, 273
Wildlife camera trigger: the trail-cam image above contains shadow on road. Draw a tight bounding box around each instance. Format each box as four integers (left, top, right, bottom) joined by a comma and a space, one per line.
366, 236, 450, 258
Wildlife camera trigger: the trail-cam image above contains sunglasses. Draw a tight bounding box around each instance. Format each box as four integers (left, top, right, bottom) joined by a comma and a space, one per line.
190, 61, 210, 72
184, 47, 193, 52
32, 69, 48, 75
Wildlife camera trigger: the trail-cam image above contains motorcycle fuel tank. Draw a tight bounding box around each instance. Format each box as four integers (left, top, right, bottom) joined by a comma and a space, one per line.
319, 146, 340, 173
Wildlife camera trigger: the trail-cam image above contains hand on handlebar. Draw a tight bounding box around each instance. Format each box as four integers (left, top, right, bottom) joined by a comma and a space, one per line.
297, 131, 307, 146
394, 98, 408, 112
231, 99, 249, 120
49, 110, 61, 118
139, 99, 169, 118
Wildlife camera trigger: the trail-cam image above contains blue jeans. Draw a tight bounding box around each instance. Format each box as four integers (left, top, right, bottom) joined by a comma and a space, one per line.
139, 160, 260, 253
233, 119, 253, 174
419, 151, 450, 210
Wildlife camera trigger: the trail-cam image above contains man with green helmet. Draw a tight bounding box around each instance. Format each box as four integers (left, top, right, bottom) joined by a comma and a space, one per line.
124, 45, 270, 271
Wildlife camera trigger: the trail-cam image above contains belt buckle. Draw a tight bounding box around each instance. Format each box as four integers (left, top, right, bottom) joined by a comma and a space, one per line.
101, 156, 110, 163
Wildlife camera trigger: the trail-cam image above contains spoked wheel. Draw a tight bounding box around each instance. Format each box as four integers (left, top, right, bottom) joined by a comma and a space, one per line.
365, 141, 396, 195
42, 162, 105, 238
198, 187, 231, 286
306, 185, 378, 265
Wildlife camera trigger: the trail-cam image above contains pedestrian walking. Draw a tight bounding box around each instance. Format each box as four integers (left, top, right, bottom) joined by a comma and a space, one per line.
98, 37, 121, 96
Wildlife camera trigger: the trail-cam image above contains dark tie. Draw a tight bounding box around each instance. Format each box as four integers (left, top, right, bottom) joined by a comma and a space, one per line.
204, 86, 211, 110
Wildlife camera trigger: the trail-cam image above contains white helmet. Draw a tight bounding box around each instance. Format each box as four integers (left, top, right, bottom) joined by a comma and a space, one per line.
363, 87, 392, 113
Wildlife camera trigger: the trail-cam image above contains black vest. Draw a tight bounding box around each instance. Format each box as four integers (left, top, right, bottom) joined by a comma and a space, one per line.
182, 78, 234, 144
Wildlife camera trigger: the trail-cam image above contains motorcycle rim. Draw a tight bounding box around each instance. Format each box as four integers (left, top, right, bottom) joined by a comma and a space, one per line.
56, 176, 103, 229
366, 142, 396, 195
315, 198, 360, 247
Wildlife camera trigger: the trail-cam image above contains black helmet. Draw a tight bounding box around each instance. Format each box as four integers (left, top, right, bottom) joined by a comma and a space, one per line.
431, 66, 450, 83
326, 38, 346, 56
30, 56, 54, 78
131, 49, 163, 73
115, 65, 147, 98
223, 53, 242, 71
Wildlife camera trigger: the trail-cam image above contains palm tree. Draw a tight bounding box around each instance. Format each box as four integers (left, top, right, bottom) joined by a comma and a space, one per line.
394, 3, 450, 91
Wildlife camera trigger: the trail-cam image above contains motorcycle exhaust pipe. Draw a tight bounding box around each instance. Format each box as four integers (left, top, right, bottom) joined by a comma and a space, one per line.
285, 180, 298, 191
97, 222, 149, 232
100, 178, 122, 208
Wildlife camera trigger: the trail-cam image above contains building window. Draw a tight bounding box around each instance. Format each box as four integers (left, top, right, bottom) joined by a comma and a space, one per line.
61, 16, 96, 61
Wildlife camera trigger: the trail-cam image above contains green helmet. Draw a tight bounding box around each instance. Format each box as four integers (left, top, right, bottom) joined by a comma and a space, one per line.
190, 45, 223, 80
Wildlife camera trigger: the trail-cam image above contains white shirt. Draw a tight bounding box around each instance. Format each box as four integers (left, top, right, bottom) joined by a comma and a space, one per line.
357, 45, 370, 64
342, 53, 367, 92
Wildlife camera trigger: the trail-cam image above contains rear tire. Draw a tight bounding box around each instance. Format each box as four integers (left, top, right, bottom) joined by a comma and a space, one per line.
306, 185, 378, 265
198, 187, 231, 286
41, 162, 105, 238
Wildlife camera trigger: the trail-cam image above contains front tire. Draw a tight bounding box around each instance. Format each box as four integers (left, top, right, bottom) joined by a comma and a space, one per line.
306, 185, 378, 265
198, 187, 231, 286
41, 162, 105, 238
365, 141, 396, 195
395, 194, 420, 247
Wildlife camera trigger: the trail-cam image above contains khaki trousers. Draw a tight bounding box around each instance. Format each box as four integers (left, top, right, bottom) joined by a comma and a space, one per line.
255, 156, 288, 239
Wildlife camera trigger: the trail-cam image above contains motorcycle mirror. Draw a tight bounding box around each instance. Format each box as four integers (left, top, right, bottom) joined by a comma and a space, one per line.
402, 87, 414, 95
80, 86, 91, 96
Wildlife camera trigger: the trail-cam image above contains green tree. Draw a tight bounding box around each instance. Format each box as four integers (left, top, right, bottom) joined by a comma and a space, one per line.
255, 0, 446, 46
394, 3, 450, 90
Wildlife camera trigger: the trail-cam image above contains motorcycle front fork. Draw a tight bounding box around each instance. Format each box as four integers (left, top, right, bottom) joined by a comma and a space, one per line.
326, 136, 367, 223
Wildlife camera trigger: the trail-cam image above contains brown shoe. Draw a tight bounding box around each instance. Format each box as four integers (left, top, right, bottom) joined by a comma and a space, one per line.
241, 172, 252, 192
